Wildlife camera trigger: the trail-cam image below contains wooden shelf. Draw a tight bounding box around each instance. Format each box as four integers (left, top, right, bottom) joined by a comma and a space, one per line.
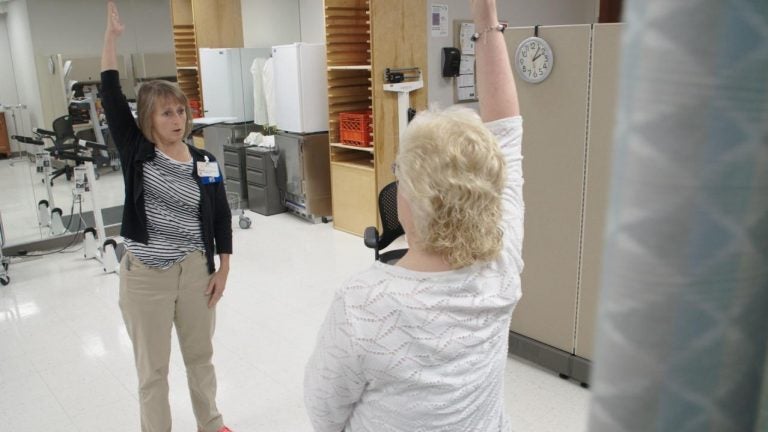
328, 65, 371, 71
331, 142, 375, 153
171, 14, 201, 111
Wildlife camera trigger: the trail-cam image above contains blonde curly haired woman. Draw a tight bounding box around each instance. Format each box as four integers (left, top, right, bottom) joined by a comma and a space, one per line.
304, 0, 524, 430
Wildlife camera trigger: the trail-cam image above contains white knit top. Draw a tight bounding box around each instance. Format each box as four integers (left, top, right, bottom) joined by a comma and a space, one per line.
304, 116, 524, 432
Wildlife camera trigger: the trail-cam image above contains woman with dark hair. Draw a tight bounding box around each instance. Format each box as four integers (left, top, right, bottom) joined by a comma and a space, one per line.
101, 2, 233, 431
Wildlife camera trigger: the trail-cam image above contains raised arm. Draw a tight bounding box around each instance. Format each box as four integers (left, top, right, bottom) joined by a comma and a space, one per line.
100, 1, 142, 150
101, 1, 124, 72
472, 0, 519, 121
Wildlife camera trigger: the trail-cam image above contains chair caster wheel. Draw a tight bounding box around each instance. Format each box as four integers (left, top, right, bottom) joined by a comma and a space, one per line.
239, 217, 251, 229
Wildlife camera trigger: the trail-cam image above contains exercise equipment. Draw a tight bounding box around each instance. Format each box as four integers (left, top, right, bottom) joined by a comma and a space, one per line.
76, 140, 119, 274
10, 134, 67, 234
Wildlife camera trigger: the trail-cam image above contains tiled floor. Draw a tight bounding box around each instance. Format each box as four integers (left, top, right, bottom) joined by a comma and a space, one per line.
0, 207, 590, 431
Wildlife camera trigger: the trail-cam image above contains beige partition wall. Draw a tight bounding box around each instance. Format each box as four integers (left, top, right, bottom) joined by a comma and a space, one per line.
506, 25, 592, 354
505, 23, 624, 385
576, 23, 623, 361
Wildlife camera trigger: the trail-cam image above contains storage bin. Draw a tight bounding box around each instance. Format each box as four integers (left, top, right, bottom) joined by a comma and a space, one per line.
339, 111, 372, 147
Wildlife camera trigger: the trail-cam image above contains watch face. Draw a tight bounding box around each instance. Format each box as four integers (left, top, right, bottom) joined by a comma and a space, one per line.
515, 37, 554, 83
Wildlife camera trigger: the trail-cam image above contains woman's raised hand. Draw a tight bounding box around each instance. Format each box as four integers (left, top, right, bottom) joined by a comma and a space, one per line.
106, 1, 125, 37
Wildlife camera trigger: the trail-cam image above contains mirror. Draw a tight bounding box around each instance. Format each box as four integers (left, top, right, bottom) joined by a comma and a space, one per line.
1, 0, 308, 247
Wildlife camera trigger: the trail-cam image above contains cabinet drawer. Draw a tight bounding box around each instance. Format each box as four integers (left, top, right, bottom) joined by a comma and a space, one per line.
247, 183, 283, 216
224, 164, 241, 181
226, 178, 246, 196
245, 152, 267, 170
223, 150, 240, 166
246, 168, 266, 186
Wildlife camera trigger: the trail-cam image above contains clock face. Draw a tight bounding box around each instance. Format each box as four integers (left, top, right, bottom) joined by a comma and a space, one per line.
515, 37, 554, 84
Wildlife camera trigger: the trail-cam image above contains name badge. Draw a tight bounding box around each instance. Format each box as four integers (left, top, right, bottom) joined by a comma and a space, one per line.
197, 161, 221, 184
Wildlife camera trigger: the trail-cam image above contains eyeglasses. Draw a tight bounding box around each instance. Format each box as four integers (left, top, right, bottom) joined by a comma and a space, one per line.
391, 162, 399, 184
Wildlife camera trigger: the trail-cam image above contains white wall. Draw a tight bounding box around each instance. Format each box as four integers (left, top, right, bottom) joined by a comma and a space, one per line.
299, 0, 324, 44
241, 0, 301, 48
6, 0, 42, 129
25, 0, 173, 56
0, 14, 20, 106
5, 0, 600, 128
427, 0, 600, 108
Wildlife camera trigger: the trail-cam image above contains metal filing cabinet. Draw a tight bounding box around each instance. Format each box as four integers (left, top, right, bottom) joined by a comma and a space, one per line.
202, 123, 259, 170
223, 143, 248, 208
245, 147, 284, 215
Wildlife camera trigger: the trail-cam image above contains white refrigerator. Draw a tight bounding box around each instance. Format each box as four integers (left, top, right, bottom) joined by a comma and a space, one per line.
271, 43, 328, 133
199, 47, 270, 122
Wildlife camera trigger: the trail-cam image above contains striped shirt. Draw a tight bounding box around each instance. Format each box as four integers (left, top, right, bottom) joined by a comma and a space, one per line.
124, 148, 205, 269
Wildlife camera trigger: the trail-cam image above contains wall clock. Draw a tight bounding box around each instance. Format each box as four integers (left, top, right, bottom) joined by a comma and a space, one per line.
514, 35, 554, 84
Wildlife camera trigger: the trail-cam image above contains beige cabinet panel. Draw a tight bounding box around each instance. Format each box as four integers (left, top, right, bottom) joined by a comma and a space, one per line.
330, 162, 376, 236
576, 23, 623, 360
507, 25, 592, 354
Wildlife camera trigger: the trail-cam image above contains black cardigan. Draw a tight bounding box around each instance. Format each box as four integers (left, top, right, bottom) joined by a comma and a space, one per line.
100, 70, 232, 274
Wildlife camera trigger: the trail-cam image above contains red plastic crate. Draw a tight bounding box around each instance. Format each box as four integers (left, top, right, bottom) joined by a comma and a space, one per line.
189, 99, 202, 118
339, 111, 372, 147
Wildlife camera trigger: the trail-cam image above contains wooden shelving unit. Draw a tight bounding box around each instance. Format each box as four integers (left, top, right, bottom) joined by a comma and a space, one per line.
173, 24, 201, 106
326, 0, 375, 234
170, 0, 243, 118
325, 0, 427, 235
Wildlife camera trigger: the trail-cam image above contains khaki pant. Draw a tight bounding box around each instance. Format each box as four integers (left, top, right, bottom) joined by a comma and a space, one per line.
119, 250, 224, 432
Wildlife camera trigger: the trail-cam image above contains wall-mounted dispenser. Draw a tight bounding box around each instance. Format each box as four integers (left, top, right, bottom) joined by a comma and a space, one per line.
441, 47, 461, 77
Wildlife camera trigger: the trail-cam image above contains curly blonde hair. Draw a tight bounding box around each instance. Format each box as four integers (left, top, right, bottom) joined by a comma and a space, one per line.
396, 106, 505, 268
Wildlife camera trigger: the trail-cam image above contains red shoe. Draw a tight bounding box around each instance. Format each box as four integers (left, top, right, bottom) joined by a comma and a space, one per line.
198, 428, 232, 432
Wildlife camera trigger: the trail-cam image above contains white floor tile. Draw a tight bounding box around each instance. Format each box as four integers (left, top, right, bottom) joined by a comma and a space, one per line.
0, 209, 590, 431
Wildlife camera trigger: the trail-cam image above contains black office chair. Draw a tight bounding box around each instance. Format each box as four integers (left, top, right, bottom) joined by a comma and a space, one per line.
35, 115, 82, 183
364, 181, 408, 264
34, 115, 107, 185
52, 115, 76, 144
74, 127, 120, 176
